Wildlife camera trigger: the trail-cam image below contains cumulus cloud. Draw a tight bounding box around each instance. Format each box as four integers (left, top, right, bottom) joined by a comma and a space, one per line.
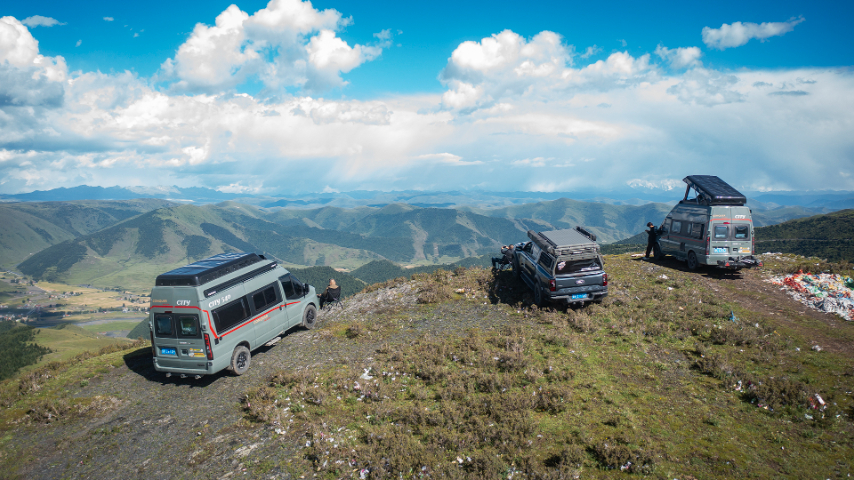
0, 16, 67, 109
702, 17, 805, 50
103, 17, 114, 22
439, 29, 653, 111
161, 0, 386, 93
21, 16, 65, 28
654, 45, 702, 69
666, 68, 744, 106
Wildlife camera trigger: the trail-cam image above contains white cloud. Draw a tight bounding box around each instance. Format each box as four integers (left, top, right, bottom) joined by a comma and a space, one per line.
702, 17, 805, 50
439, 29, 654, 111
75, 39, 81, 47
21, 16, 65, 28
161, 0, 385, 94
103, 17, 114, 22
580, 45, 601, 59
1, 25, 853, 196
654, 45, 702, 69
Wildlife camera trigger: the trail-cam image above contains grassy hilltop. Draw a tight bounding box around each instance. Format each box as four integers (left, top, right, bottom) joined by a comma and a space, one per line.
1, 253, 853, 478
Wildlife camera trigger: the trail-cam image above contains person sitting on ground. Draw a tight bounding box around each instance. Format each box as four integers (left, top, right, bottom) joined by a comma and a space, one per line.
317, 279, 341, 308
492, 244, 515, 269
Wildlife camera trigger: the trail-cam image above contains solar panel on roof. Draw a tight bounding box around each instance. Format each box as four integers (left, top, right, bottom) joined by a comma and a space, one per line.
155, 252, 264, 286
683, 175, 747, 205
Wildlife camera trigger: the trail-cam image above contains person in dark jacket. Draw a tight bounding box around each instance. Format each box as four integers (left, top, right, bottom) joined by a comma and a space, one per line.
317, 279, 341, 308
644, 222, 660, 259
492, 244, 515, 270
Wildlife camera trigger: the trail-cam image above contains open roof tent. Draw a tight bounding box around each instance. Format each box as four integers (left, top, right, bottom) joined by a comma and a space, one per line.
681, 175, 747, 206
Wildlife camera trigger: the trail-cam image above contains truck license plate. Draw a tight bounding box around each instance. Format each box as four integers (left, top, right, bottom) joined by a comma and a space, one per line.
160, 347, 176, 356
571, 294, 588, 300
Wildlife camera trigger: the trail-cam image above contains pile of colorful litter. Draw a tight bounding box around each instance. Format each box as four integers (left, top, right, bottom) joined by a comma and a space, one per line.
768, 271, 854, 321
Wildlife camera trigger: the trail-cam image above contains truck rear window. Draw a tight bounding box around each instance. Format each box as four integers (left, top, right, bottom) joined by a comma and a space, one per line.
555, 258, 601, 275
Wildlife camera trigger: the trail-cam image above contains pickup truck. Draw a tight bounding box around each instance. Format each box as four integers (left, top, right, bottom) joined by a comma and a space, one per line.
513, 227, 608, 307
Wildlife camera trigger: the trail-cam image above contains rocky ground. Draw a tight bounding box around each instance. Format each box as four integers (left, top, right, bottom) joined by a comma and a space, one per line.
2, 254, 853, 479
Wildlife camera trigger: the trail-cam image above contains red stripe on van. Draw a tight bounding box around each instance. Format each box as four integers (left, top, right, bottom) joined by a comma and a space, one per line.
286, 301, 300, 306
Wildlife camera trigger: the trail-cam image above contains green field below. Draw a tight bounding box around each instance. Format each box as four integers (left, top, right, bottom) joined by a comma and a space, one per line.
30, 325, 132, 366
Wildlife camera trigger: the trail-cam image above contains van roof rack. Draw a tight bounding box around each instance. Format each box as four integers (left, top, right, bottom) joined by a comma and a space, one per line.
681, 175, 746, 206
155, 252, 265, 287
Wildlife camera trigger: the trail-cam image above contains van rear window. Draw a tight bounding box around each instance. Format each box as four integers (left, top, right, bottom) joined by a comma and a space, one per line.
734, 225, 750, 239
177, 314, 200, 338
154, 314, 173, 337
714, 225, 728, 239
212, 297, 250, 333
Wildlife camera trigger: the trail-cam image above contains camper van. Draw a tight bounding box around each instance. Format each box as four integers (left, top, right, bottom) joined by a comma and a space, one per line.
148, 253, 317, 378
658, 175, 763, 271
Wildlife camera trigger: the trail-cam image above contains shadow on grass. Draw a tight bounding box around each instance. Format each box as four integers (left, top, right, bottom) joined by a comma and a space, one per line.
633, 255, 746, 280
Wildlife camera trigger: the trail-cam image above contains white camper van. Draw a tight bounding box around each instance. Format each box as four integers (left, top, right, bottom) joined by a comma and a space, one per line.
148, 253, 317, 377
658, 176, 763, 271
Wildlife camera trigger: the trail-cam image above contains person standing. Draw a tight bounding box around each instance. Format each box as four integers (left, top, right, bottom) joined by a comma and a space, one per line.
644, 222, 659, 259
492, 244, 515, 269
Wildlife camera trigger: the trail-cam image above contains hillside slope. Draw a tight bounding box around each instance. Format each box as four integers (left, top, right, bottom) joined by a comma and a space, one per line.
755, 209, 854, 262
17, 204, 382, 290
0, 199, 174, 269
2, 254, 853, 479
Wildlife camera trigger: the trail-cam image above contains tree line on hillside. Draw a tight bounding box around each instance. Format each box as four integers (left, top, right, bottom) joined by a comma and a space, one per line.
0, 321, 52, 381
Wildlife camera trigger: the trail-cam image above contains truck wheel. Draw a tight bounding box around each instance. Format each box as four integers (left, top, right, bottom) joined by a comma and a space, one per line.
512, 257, 520, 279
533, 284, 546, 307
687, 251, 699, 270
301, 304, 317, 330
230, 345, 251, 375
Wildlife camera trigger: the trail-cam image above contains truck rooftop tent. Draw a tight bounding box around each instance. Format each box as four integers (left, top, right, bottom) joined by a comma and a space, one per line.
155, 252, 265, 287
681, 175, 747, 206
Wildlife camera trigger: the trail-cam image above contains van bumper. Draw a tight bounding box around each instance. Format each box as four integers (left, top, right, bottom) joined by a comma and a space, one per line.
716, 256, 763, 270
153, 357, 214, 375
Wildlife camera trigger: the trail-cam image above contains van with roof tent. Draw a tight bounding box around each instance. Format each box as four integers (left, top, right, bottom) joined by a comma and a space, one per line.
148, 253, 317, 378
657, 175, 763, 271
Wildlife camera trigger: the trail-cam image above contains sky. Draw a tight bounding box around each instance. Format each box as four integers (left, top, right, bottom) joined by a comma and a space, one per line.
1, 0, 853, 195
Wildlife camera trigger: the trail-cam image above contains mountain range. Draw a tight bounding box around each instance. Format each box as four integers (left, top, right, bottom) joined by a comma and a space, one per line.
3, 195, 848, 291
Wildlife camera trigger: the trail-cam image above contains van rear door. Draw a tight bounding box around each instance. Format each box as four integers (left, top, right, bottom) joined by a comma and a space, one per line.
152, 312, 208, 370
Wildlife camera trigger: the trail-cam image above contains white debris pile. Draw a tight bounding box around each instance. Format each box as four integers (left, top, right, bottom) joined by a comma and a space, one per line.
767, 271, 854, 321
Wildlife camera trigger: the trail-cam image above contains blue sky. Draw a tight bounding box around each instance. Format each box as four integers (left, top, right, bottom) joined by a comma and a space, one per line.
1, 0, 853, 195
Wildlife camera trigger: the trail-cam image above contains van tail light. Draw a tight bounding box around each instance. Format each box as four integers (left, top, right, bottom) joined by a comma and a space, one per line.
204, 333, 214, 360
150, 331, 156, 356
549, 279, 556, 292
602, 273, 608, 286
705, 236, 710, 256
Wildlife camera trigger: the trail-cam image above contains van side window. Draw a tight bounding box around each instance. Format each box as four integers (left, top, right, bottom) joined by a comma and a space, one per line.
154, 314, 173, 337
279, 274, 304, 300
733, 225, 750, 239
212, 297, 250, 333
671, 221, 682, 234
177, 314, 200, 338
714, 225, 728, 239
251, 283, 281, 312
691, 223, 705, 239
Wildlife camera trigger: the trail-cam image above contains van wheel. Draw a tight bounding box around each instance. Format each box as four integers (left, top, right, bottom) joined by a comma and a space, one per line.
687, 251, 699, 270
230, 345, 251, 375
302, 304, 317, 330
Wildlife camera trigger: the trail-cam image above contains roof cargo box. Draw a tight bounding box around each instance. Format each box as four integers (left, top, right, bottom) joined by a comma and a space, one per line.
682, 175, 747, 205
155, 252, 266, 287
527, 227, 600, 260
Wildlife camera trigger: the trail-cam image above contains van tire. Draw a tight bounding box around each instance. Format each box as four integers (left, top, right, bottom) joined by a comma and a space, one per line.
687, 251, 699, 270
302, 304, 317, 330
230, 345, 251, 375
